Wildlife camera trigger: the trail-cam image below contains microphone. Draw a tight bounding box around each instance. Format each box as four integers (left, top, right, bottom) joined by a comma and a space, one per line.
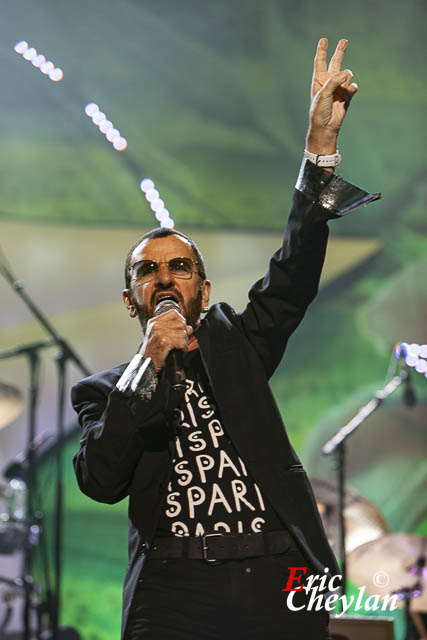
154, 299, 186, 392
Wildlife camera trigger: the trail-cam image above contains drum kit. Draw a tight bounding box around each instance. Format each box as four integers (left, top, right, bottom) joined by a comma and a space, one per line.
0, 381, 67, 639
313, 478, 427, 639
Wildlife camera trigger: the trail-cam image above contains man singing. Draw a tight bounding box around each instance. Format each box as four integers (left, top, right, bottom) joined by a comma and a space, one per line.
72, 38, 379, 639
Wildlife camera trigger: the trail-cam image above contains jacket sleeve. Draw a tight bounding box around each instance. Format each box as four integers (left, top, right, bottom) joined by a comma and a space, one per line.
238, 158, 381, 378
72, 368, 170, 504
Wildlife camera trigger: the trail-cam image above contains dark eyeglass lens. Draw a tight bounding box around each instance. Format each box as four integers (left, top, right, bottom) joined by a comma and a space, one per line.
134, 261, 157, 279
132, 258, 194, 281
169, 258, 192, 275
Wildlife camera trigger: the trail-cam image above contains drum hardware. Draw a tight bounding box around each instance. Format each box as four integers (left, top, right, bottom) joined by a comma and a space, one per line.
0, 382, 23, 432
312, 478, 388, 555
347, 534, 427, 640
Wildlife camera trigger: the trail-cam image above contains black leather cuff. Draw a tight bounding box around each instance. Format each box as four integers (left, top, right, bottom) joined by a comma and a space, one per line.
296, 157, 381, 218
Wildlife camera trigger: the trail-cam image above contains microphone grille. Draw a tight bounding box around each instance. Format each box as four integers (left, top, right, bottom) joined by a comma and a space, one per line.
154, 299, 180, 316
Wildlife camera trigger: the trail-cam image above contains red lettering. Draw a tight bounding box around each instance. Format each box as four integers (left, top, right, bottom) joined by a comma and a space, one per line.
281, 566, 307, 591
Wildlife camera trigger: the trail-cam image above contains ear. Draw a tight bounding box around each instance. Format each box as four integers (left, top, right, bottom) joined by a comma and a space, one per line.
122, 289, 137, 318
201, 280, 211, 311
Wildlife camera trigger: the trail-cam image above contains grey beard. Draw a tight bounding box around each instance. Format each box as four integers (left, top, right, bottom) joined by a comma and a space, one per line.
132, 285, 203, 334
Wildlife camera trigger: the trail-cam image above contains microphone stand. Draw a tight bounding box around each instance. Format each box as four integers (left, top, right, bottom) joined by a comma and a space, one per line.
1, 255, 91, 639
322, 368, 409, 605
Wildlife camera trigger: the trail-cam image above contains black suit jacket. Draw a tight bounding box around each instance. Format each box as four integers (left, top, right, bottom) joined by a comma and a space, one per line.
72, 161, 380, 638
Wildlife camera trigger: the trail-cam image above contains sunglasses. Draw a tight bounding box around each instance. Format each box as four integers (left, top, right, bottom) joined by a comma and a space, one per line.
130, 257, 199, 283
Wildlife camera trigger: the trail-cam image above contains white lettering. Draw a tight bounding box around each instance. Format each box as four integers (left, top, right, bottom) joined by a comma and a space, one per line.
328, 574, 342, 592
188, 431, 206, 451
165, 492, 181, 517
336, 593, 355, 617
186, 401, 198, 427
251, 517, 265, 532
184, 379, 199, 401
253, 483, 266, 510
171, 521, 189, 536
324, 594, 339, 611
207, 483, 233, 515
231, 479, 256, 512
238, 457, 248, 476
364, 595, 380, 611
307, 586, 325, 612
175, 436, 184, 459
198, 395, 214, 419
174, 460, 193, 486
381, 594, 398, 611
218, 450, 241, 478
208, 419, 224, 448
286, 591, 305, 611
187, 486, 206, 518
195, 454, 215, 483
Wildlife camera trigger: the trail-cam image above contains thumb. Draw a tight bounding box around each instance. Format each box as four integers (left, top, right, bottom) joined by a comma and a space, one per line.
186, 325, 194, 337
322, 70, 353, 95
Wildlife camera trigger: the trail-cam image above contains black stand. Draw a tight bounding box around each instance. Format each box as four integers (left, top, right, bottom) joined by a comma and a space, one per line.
322, 369, 409, 604
1, 254, 91, 639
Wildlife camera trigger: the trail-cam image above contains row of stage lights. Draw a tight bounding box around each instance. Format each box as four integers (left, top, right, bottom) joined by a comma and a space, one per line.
14, 40, 64, 82
395, 343, 427, 377
13, 40, 174, 229
84, 103, 128, 152
140, 179, 174, 228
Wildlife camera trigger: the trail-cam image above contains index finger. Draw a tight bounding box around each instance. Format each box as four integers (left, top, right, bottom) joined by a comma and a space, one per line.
328, 38, 348, 73
314, 37, 328, 73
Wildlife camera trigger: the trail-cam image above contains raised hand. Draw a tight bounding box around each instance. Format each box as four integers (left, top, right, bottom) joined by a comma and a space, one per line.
307, 38, 358, 156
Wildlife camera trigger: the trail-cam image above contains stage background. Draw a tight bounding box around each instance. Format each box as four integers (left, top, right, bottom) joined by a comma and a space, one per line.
1, 1, 426, 638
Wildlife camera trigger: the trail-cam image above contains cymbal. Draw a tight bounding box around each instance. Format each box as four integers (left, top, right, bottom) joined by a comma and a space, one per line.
0, 381, 23, 431
312, 478, 388, 554
347, 533, 427, 612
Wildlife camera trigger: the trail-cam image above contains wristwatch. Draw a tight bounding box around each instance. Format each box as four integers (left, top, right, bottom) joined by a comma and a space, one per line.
304, 149, 342, 168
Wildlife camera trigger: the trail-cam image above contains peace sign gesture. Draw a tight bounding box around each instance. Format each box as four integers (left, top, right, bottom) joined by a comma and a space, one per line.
306, 38, 358, 156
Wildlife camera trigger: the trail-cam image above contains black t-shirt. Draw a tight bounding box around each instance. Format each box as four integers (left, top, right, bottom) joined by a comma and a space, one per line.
155, 348, 283, 537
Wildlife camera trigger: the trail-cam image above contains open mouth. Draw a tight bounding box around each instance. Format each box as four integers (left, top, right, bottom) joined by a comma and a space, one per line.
154, 292, 180, 306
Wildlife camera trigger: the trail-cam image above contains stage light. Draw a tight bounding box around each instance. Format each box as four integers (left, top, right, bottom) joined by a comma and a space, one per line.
140, 178, 155, 193
40, 60, 55, 75
145, 188, 160, 202
49, 67, 63, 82
408, 343, 419, 358
106, 128, 120, 142
99, 119, 113, 133
113, 136, 128, 151
14, 40, 29, 54
415, 359, 427, 374
23, 47, 37, 61
155, 208, 170, 221
85, 102, 99, 117
161, 217, 175, 229
92, 111, 106, 125
405, 354, 418, 368
32, 54, 46, 68
150, 198, 165, 212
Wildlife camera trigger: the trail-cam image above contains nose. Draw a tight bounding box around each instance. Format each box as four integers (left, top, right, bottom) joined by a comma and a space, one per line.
155, 262, 173, 286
